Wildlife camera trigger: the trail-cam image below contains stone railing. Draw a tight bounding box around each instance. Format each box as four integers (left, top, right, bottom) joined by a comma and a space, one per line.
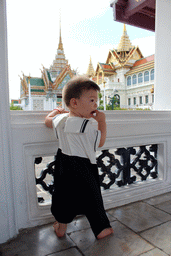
10, 110, 171, 229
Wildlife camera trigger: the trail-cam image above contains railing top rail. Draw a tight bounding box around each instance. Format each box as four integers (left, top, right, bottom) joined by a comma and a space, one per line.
10, 110, 171, 125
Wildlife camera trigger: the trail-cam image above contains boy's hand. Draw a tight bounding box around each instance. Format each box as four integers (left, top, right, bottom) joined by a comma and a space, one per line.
45, 108, 69, 128
91, 110, 106, 147
53, 108, 69, 114
91, 110, 105, 123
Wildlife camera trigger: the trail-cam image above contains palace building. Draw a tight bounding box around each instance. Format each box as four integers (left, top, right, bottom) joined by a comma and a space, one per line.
19, 23, 154, 111
19, 26, 76, 111
89, 24, 155, 110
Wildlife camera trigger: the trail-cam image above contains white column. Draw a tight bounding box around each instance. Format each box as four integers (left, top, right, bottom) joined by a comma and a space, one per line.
154, 0, 171, 110
0, 0, 17, 243
103, 82, 106, 110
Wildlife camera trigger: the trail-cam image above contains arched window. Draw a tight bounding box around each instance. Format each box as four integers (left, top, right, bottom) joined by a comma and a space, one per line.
138, 73, 143, 84
132, 75, 137, 85
151, 69, 154, 80
144, 71, 149, 82
127, 76, 131, 86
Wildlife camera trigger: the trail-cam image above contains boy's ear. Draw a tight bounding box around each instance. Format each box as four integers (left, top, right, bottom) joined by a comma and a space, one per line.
70, 98, 78, 108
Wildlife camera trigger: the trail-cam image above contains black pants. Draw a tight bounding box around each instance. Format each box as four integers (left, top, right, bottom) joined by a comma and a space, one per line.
51, 149, 111, 238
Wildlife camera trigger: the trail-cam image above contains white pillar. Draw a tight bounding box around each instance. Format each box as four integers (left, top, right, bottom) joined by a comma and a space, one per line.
103, 82, 106, 111
154, 0, 171, 110
0, 0, 17, 243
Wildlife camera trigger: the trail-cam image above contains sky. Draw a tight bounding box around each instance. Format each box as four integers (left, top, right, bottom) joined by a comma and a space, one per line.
6, 0, 155, 100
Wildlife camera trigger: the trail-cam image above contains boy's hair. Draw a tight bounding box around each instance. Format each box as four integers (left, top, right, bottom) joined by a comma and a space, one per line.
62, 76, 100, 107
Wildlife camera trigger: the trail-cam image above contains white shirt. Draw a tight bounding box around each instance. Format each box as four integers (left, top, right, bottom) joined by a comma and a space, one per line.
52, 113, 101, 164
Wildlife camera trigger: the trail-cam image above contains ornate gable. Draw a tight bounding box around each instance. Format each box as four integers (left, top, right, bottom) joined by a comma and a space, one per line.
105, 25, 143, 69
53, 64, 75, 90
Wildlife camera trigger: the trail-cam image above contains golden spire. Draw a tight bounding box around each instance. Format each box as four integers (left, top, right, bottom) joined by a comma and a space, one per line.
58, 14, 63, 51
86, 56, 95, 77
117, 24, 132, 52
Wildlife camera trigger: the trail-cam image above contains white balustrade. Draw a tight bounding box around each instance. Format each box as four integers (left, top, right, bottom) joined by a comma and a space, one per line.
10, 110, 171, 229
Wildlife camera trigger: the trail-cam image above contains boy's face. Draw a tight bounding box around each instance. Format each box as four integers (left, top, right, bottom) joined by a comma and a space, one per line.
75, 89, 98, 118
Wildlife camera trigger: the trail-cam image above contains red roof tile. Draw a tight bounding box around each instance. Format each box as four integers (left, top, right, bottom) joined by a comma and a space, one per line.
133, 54, 154, 67
102, 64, 112, 70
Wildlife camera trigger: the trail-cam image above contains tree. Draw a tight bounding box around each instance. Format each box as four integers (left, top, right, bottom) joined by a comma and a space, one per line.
10, 103, 23, 110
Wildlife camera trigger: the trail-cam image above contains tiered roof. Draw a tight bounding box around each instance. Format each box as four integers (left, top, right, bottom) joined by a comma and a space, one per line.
95, 63, 115, 76
117, 24, 132, 52
49, 25, 68, 78
86, 57, 95, 77
20, 24, 75, 99
95, 24, 144, 79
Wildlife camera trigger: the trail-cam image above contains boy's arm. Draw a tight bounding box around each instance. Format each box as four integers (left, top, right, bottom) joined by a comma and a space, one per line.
45, 108, 68, 128
91, 110, 106, 147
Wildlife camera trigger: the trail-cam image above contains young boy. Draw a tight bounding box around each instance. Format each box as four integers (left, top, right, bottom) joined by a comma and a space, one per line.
45, 76, 113, 239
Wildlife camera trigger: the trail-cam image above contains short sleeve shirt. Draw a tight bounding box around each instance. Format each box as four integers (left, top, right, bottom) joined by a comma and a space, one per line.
52, 113, 101, 164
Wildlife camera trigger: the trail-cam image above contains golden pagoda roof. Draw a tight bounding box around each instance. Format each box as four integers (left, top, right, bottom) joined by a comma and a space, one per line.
117, 24, 133, 52
49, 21, 68, 73
86, 57, 95, 77
58, 23, 63, 51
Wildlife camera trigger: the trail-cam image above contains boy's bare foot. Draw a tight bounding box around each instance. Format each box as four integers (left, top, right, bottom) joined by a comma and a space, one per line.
97, 228, 114, 240
53, 221, 67, 238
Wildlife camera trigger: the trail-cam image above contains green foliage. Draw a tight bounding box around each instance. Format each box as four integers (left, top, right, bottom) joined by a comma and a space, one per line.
106, 104, 127, 110
127, 108, 151, 111
98, 92, 102, 99
10, 103, 23, 110
98, 105, 104, 110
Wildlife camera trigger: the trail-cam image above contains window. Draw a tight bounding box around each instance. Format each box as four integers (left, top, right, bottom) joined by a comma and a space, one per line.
138, 73, 143, 84
151, 69, 154, 80
128, 98, 131, 106
132, 75, 137, 85
57, 96, 62, 104
118, 78, 120, 82
145, 95, 149, 104
127, 76, 131, 86
139, 96, 142, 104
134, 97, 136, 105
144, 71, 149, 82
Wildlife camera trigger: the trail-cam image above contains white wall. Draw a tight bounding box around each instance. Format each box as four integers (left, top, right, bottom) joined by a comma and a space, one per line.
154, 0, 171, 110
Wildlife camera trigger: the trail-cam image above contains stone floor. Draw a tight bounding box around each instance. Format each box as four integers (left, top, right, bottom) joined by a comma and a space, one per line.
1, 192, 171, 256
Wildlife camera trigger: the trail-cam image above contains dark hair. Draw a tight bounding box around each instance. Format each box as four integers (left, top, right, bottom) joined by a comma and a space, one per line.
62, 76, 100, 106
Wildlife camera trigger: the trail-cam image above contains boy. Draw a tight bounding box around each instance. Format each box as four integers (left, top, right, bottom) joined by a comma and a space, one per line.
45, 76, 113, 239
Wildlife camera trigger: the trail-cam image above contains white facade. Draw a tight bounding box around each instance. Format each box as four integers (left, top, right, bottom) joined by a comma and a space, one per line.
1, 0, 171, 244
20, 95, 58, 111
99, 57, 154, 110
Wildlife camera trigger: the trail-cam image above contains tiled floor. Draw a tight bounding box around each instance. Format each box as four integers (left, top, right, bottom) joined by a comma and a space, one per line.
1, 192, 171, 256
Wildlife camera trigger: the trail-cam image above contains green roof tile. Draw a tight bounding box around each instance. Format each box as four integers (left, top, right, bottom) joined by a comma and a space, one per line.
46, 70, 53, 83
26, 77, 45, 87
31, 89, 45, 92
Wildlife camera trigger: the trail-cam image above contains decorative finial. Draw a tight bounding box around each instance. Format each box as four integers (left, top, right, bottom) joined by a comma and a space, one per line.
58, 9, 63, 51
123, 23, 126, 33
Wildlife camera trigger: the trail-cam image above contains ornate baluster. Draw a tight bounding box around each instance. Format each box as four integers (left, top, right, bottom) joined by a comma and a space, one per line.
35, 144, 158, 203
